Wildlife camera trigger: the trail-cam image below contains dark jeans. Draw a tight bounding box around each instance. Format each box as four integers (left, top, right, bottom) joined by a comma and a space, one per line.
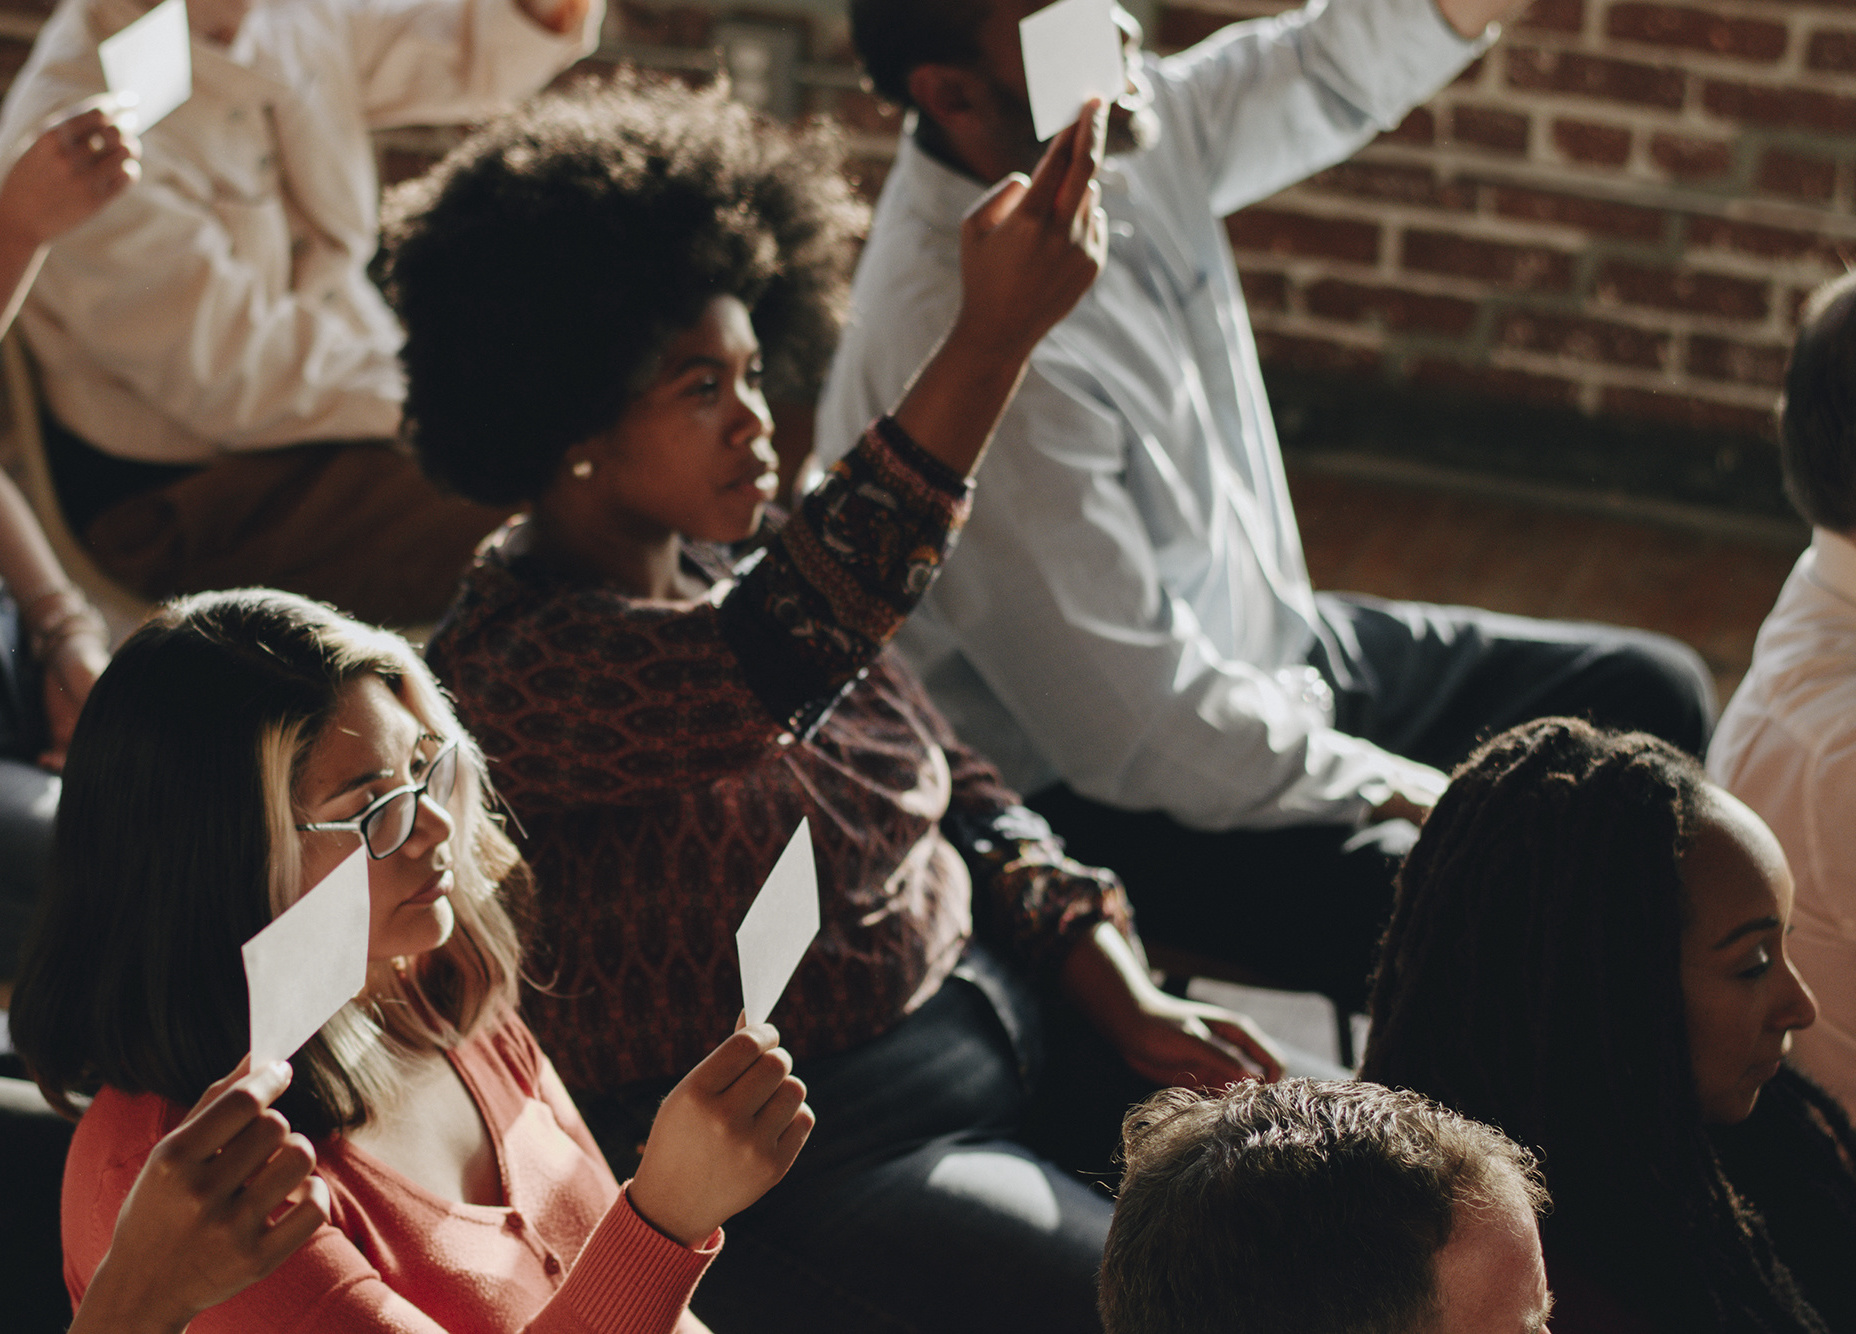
0, 586, 56, 981
581, 947, 1146, 1334
1028, 593, 1716, 1012
0, 1071, 76, 1333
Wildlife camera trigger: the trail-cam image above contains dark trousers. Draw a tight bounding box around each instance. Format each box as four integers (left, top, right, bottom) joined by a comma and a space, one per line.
582, 946, 1148, 1334
1029, 594, 1716, 1013
45, 416, 512, 628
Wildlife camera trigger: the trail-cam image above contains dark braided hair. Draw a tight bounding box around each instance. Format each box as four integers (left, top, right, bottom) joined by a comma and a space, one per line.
1363, 717, 1856, 1332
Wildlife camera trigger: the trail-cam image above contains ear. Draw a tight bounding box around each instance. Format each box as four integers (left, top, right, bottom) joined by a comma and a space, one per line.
907, 62, 986, 134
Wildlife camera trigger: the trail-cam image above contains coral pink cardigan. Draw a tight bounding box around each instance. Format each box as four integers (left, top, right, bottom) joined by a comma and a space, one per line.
62, 1014, 717, 1333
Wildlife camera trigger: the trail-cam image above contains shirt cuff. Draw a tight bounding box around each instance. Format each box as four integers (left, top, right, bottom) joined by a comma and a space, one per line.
549, 1183, 721, 1334
869, 416, 973, 503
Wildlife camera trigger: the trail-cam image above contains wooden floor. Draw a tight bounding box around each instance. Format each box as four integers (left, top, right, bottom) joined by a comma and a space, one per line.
1289, 465, 1807, 704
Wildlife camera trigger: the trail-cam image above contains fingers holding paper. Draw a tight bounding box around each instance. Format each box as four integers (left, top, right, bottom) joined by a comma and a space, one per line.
957, 99, 1108, 359
0, 103, 141, 246
627, 1021, 816, 1249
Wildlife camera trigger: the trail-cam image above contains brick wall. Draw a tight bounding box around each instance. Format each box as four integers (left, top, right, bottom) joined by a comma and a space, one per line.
3, 0, 1848, 503
1181, 0, 1856, 448
591, 0, 1856, 505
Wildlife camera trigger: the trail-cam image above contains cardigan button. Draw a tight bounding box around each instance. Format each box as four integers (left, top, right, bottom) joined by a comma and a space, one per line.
505, 1213, 525, 1233
543, 1254, 562, 1276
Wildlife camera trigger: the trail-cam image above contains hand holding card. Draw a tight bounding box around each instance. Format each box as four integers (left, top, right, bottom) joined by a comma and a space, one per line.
735, 818, 820, 1026
243, 846, 371, 1065
1020, 0, 1125, 143
98, 0, 193, 132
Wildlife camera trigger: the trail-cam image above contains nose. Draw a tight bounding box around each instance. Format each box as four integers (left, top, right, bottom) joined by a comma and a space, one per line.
733, 380, 774, 450
402, 789, 456, 857
1776, 957, 1819, 1035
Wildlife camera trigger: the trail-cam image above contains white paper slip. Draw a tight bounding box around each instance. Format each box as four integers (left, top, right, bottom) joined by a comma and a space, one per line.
98, 0, 192, 131
243, 846, 371, 1066
735, 818, 820, 1026
1020, 0, 1123, 143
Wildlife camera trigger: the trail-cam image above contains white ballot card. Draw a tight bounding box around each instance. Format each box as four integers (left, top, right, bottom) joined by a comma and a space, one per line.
243, 846, 370, 1065
735, 818, 820, 1026
98, 0, 192, 131
1020, 0, 1124, 143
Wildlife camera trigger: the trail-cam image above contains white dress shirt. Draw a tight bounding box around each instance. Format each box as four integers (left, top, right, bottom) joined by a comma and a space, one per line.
0, 0, 600, 464
815, 0, 1481, 830
1710, 527, 1856, 1112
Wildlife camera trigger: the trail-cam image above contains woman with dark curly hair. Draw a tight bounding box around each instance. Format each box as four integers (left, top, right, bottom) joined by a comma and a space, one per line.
386, 74, 1298, 1333
1363, 717, 1856, 1333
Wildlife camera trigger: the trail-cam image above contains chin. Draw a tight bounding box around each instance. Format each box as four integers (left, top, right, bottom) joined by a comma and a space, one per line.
386, 900, 456, 960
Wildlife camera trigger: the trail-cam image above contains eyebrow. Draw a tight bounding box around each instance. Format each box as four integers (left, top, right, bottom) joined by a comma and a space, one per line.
1713, 915, 1782, 950
325, 766, 395, 804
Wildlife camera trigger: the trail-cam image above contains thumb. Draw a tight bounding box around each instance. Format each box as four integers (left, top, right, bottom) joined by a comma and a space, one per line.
964, 172, 1030, 235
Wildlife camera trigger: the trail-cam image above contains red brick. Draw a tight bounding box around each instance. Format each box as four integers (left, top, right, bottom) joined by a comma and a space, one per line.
1452, 104, 1530, 155
1506, 47, 1687, 108
1226, 209, 1380, 264
1808, 28, 1856, 72
1494, 311, 1671, 369
1240, 270, 1290, 312
378, 147, 441, 188
1605, 4, 1788, 61
1702, 80, 1856, 133
1304, 280, 1480, 335
616, 1, 712, 47
1378, 107, 1436, 146
847, 156, 891, 202
1517, 0, 1585, 33
831, 88, 903, 136
1453, 56, 1488, 87
1648, 132, 1733, 180
1755, 148, 1837, 202
1687, 215, 1837, 263
1491, 186, 1667, 241
1305, 162, 1474, 209
1253, 332, 1382, 375
1401, 231, 1576, 291
1600, 386, 1775, 437
1596, 261, 1769, 319
0, 0, 55, 17
1552, 119, 1632, 166
1686, 335, 1789, 387
1409, 359, 1581, 407
1156, 6, 1232, 50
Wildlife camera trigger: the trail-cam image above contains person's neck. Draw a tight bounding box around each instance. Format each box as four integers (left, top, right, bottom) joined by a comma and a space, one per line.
524, 497, 685, 600
912, 111, 1036, 187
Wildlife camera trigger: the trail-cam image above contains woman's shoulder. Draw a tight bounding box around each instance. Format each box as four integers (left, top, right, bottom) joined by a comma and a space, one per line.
62, 1086, 187, 1297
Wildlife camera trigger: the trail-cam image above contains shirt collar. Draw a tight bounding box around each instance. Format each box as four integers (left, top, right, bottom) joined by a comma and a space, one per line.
1809, 526, 1856, 608
894, 129, 988, 229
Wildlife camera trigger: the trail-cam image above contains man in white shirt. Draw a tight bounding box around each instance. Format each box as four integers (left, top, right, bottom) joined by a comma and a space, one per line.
1710, 271, 1856, 1113
817, 0, 1714, 1013
0, 0, 602, 625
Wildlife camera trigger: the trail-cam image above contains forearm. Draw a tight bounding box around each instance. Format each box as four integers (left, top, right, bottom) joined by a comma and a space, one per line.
1059, 920, 1159, 1047
0, 230, 45, 342
889, 313, 1037, 480
68, 1256, 194, 1334
0, 468, 75, 607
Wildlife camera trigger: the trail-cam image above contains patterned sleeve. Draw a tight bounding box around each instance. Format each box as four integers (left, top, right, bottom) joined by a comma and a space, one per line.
435, 417, 971, 812
717, 416, 971, 735
939, 735, 1135, 977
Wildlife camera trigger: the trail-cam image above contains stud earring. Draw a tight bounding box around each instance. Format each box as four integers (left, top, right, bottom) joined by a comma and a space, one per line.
570, 459, 594, 479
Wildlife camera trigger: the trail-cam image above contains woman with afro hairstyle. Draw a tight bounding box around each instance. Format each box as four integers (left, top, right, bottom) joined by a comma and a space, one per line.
1363, 717, 1856, 1333
387, 73, 1297, 1334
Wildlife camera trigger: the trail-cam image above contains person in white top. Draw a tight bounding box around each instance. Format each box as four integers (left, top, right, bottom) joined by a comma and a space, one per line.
0, 0, 602, 626
1710, 269, 1856, 1114
816, 0, 1714, 1015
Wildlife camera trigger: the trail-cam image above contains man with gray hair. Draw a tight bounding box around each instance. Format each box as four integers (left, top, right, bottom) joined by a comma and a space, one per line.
1099, 1079, 1553, 1333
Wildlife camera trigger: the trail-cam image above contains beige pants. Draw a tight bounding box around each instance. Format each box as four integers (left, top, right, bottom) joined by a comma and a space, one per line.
85, 441, 513, 628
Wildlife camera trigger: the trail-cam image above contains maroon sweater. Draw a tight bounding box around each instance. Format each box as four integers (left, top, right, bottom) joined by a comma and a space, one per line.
429, 419, 1132, 1093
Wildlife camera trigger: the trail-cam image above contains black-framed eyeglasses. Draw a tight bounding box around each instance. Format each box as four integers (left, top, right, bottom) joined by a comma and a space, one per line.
296, 738, 462, 860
